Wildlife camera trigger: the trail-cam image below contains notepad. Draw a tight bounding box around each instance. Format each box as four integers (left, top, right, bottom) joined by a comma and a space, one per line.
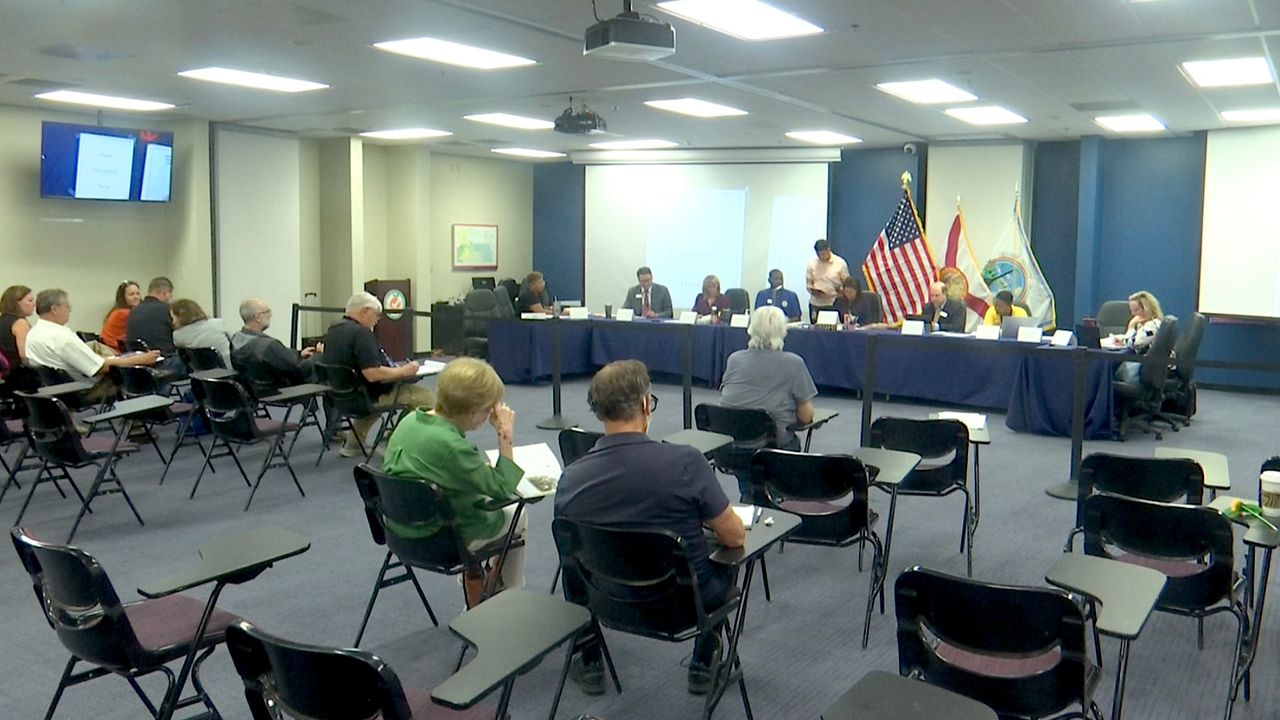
732, 505, 758, 528
416, 360, 447, 376
485, 443, 563, 498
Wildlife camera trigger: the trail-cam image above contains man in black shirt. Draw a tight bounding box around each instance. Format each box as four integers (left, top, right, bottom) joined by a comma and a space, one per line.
126, 276, 187, 377
323, 291, 434, 457
516, 271, 552, 315
230, 298, 322, 392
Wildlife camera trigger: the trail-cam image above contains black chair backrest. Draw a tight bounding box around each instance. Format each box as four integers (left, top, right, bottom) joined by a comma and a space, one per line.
316, 363, 377, 417
499, 278, 520, 310
180, 346, 226, 372
1081, 494, 1234, 611
724, 288, 750, 314
462, 290, 498, 339
895, 566, 1091, 719
225, 621, 411, 720
229, 353, 280, 400
118, 365, 162, 398
492, 287, 515, 319
1138, 315, 1177, 389
1172, 312, 1207, 382
868, 417, 968, 490
552, 517, 705, 638
10, 528, 144, 671
1079, 453, 1204, 505
355, 464, 468, 572
34, 365, 76, 387
17, 392, 94, 466
694, 403, 775, 478
752, 450, 871, 541
193, 377, 259, 442
1096, 300, 1131, 336
558, 427, 603, 466
121, 339, 150, 354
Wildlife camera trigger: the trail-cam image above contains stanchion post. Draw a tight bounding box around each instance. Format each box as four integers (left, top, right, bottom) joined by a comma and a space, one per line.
291, 303, 300, 350
1046, 347, 1088, 501
860, 334, 878, 447
536, 317, 575, 430
683, 324, 693, 429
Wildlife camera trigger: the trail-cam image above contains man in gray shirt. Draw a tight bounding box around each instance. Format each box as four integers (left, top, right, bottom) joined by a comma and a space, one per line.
719, 305, 817, 449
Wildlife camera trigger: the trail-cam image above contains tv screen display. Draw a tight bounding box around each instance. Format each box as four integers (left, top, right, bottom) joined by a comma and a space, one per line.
40, 121, 174, 202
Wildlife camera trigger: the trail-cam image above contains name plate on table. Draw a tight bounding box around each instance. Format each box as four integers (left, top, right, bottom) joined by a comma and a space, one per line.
1017, 326, 1044, 343
975, 325, 1001, 340
816, 310, 839, 326
677, 311, 698, 325
520, 312, 551, 320
901, 319, 925, 336
615, 308, 635, 322
566, 307, 589, 320
729, 313, 749, 328
1050, 329, 1074, 346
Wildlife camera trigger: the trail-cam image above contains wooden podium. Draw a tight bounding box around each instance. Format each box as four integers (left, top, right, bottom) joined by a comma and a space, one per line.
364, 278, 412, 360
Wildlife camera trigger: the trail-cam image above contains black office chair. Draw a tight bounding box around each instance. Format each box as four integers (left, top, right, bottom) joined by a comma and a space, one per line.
751, 450, 884, 648
896, 567, 1102, 720
461, 290, 500, 358
1080, 493, 1248, 717
724, 288, 750, 314
1066, 453, 1205, 551
351, 464, 524, 646
32, 364, 104, 411
694, 403, 776, 503
1160, 311, 1207, 426
117, 365, 204, 484
492, 286, 515, 320
550, 518, 752, 720
868, 417, 975, 576
190, 376, 302, 510
315, 363, 406, 464
1114, 315, 1178, 440
1096, 300, 1131, 337
498, 277, 521, 313
11, 527, 240, 720
178, 346, 226, 372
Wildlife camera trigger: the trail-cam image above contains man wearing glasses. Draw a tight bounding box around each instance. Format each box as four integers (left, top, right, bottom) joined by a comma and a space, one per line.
230, 297, 323, 389
554, 359, 745, 697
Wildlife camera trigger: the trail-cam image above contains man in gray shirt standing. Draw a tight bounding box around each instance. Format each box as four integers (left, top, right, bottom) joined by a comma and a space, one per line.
720, 305, 818, 449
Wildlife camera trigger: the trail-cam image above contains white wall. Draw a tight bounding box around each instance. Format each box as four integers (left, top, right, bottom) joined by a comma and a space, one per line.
924, 144, 1031, 263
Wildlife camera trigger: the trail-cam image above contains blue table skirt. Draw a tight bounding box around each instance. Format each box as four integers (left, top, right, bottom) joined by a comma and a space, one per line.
1006, 347, 1119, 440
589, 321, 722, 382
486, 320, 592, 384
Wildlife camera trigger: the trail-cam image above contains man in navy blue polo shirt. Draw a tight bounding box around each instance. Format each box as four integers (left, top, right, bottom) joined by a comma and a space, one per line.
555, 359, 745, 696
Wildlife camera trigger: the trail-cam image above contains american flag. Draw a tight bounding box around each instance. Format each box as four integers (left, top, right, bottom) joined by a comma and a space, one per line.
862, 189, 937, 323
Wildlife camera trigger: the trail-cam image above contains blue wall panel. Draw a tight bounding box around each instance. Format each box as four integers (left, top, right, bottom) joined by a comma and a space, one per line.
1030, 141, 1080, 323
828, 147, 926, 266
532, 162, 586, 301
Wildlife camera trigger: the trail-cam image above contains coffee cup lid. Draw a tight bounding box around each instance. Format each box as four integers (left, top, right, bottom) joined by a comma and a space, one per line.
1261, 470, 1280, 483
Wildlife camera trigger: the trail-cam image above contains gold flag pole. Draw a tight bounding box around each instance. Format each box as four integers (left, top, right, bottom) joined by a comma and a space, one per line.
901, 171, 912, 190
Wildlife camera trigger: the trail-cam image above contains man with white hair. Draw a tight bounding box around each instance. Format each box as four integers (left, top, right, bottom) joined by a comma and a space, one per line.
323, 291, 434, 457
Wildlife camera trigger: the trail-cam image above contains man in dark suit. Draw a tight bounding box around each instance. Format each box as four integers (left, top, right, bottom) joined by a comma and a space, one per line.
621, 266, 673, 318
919, 281, 966, 332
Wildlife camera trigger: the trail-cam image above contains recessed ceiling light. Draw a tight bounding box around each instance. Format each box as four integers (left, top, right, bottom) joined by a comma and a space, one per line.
358, 128, 452, 140
373, 37, 536, 70
644, 98, 748, 117
34, 90, 174, 112
655, 0, 824, 41
491, 148, 567, 159
177, 66, 328, 93
785, 130, 862, 145
464, 113, 555, 130
944, 105, 1028, 126
588, 139, 680, 150
1094, 113, 1166, 133
875, 79, 978, 105
1221, 108, 1280, 124
1181, 57, 1274, 88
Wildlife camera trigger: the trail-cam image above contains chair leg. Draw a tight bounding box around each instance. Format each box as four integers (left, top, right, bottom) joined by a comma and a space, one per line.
403, 565, 440, 627
354, 551, 392, 646
758, 554, 772, 603
549, 565, 561, 594
158, 413, 194, 486
1198, 616, 1205, 650
15, 460, 50, 526
243, 443, 275, 511
124, 676, 160, 718
547, 639, 579, 720
43, 656, 79, 720
106, 461, 145, 527
189, 434, 220, 498
596, 624, 624, 694
861, 533, 885, 649
189, 645, 222, 718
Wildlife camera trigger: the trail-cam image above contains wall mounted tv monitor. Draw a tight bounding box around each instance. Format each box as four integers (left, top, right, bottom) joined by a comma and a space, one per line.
40, 121, 174, 202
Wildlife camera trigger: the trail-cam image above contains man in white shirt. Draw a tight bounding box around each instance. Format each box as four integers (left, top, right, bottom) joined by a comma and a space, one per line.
805, 239, 850, 323
26, 289, 161, 401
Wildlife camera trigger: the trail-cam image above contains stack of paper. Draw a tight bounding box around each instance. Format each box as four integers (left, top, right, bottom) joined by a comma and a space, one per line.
485, 443, 563, 498
416, 359, 448, 376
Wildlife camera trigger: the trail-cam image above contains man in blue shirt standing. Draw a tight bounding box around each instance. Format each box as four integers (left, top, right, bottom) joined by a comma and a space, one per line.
753, 268, 802, 321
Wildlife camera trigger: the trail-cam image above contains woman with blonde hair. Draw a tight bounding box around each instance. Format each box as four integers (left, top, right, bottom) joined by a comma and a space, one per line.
692, 274, 731, 322
171, 298, 232, 368
1112, 290, 1164, 383
383, 357, 527, 605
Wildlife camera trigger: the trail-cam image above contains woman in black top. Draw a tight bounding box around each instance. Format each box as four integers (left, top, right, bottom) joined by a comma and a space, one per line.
0, 285, 35, 362
832, 277, 886, 328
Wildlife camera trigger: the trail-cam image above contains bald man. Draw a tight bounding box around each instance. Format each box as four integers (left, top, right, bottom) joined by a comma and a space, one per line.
230, 298, 323, 390
918, 281, 965, 333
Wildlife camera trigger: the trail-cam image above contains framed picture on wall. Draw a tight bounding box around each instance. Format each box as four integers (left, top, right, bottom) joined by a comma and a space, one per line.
452, 223, 499, 270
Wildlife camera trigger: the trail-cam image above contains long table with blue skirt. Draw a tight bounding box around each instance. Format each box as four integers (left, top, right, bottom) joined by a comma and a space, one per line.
486, 318, 1121, 439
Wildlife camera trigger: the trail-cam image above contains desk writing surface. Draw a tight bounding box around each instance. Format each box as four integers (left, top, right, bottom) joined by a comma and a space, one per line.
260, 382, 329, 403
822, 670, 997, 720
854, 447, 921, 487
37, 381, 95, 397
1154, 447, 1230, 490
1209, 496, 1280, 549
793, 407, 839, 431
1045, 553, 1165, 639
191, 368, 237, 380
663, 429, 733, 456
137, 527, 310, 598
484, 443, 562, 498
710, 510, 801, 566
83, 395, 173, 424
930, 411, 991, 444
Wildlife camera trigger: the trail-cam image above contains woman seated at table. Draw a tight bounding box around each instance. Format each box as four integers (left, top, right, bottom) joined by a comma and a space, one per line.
693, 274, 732, 322
1110, 290, 1163, 384
382, 357, 527, 606
171, 298, 233, 368
832, 277, 887, 328
720, 306, 818, 496
982, 290, 1028, 326
100, 280, 141, 352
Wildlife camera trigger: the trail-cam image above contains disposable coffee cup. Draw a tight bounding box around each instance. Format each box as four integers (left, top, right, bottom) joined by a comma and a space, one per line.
1260, 470, 1280, 518
604, 303, 613, 319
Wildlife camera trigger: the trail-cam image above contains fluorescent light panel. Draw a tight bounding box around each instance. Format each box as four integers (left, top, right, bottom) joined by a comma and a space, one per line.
177, 66, 328, 93
491, 148, 566, 158
359, 128, 452, 140
34, 90, 174, 112
655, 0, 824, 41
785, 130, 862, 145
1221, 108, 1280, 123
464, 113, 554, 130
875, 79, 977, 105
1094, 113, 1165, 133
644, 98, 748, 117
373, 37, 536, 70
944, 105, 1028, 126
588, 139, 680, 150
1181, 57, 1274, 88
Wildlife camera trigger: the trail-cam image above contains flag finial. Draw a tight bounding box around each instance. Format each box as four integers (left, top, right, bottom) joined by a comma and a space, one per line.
955, 195, 962, 209
901, 171, 912, 188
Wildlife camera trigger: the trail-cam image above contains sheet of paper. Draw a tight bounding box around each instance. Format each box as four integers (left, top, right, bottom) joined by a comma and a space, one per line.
416, 359, 447, 376
934, 411, 987, 431
486, 443, 563, 498
732, 505, 756, 528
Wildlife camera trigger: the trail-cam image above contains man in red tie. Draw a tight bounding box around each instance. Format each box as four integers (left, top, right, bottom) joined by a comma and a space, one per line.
622, 266, 673, 318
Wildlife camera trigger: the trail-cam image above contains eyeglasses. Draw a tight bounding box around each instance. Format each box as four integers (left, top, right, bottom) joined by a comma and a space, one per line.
647, 393, 660, 412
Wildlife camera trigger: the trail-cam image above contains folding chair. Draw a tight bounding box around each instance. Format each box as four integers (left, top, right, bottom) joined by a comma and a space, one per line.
316, 363, 407, 463
117, 365, 205, 485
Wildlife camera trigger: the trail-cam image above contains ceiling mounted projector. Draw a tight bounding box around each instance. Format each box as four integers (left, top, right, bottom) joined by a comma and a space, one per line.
584, 2, 675, 62
554, 98, 607, 134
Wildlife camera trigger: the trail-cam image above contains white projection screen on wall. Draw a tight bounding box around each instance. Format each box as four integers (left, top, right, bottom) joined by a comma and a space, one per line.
1199, 126, 1280, 320
584, 163, 829, 313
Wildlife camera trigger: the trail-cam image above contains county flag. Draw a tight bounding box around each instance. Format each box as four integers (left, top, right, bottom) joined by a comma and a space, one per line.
939, 208, 993, 331
982, 198, 1056, 329
863, 188, 937, 324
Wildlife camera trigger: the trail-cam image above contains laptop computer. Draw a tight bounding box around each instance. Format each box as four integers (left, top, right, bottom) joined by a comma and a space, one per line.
1000, 315, 1040, 339
471, 276, 496, 290
1074, 323, 1102, 349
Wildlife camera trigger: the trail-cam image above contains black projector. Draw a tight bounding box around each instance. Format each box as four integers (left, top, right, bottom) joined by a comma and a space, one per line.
584, 14, 675, 62
554, 107, 607, 134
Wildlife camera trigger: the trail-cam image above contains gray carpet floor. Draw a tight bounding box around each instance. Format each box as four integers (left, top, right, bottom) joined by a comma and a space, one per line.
1, 377, 1277, 720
